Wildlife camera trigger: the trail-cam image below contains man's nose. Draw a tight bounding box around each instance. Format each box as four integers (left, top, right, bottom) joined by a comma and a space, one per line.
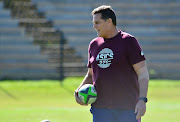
93, 24, 97, 29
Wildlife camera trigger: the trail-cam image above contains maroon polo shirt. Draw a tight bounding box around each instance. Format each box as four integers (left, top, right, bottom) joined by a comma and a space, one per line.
87, 30, 146, 110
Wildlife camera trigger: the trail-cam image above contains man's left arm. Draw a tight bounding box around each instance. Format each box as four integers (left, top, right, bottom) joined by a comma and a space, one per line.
133, 60, 149, 120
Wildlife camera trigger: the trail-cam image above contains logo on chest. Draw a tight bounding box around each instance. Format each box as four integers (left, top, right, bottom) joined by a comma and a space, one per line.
96, 48, 114, 68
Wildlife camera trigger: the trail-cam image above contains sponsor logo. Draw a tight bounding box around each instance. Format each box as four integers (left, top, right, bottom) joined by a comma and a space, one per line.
96, 48, 114, 68
141, 51, 144, 56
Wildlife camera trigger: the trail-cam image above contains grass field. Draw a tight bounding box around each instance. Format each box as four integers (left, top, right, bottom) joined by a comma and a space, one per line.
0, 77, 180, 122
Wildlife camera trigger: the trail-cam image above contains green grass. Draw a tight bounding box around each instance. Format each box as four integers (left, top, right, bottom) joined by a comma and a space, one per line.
0, 78, 180, 122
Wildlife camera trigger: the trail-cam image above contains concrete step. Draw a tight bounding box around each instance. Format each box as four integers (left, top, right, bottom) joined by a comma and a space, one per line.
0, 67, 87, 80
53, 19, 180, 28
32, 0, 50, 3
63, 32, 95, 37
148, 62, 180, 72
0, 10, 11, 18
125, 27, 180, 34
46, 9, 180, 17
0, 35, 33, 40
12, 10, 44, 19
54, 19, 91, 25
140, 40, 180, 45
0, 27, 25, 36
138, 36, 180, 45
94, 0, 180, 3
63, 44, 180, 64
60, 27, 94, 34
0, 63, 57, 71
37, 2, 180, 10
72, 43, 180, 63
40, 44, 76, 55
45, 10, 88, 16
142, 44, 180, 53
47, 11, 180, 20
94, 2, 180, 9
149, 72, 180, 79
64, 72, 86, 77
147, 62, 180, 79
63, 34, 180, 46
0, 1, 3, 9
56, 25, 180, 34
18, 18, 52, 27
0, 41, 33, 45
68, 39, 180, 49
0, 72, 60, 80
0, 53, 83, 63
37, 2, 90, 7
0, 54, 48, 63
125, 26, 180, 33
0, 62, 86, 69
68, 45, 89, 60
42, 5, 180, 19
36, 2, 91, 12
64, 35, 180, 46
46, 13, 91, 20
131, 32, 179, 38
116, 10, 180, 17
65, 36, 92, 46
18, 18, 49, 23
0, 37, 33, 45
49, 56, 84, 63
0, 18, 19, 27
54, 23, 93, 29
61, 26, 180, 38
65, 44, 180, 60
130, 34, 180, 39
35, 2, 180, 19
0, 62, 59, 79
117, 19, 180, 26
67, 41, 90, 47
1, 67, 57, 74
11, 1, 34, 5
0, 45, 40, 54
11, 1, 36, 10
146, 53, 180, 63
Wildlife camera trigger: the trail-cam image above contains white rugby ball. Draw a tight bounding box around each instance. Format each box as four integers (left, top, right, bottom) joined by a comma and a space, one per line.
78, 84, 97, 104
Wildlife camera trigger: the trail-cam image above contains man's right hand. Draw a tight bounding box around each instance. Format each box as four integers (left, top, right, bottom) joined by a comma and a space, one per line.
74, 90, 88, 106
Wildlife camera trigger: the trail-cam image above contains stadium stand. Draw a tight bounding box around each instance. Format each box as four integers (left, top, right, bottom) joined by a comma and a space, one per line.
32, 0, 180, 79
0, 0, 180, 79
0, 0, 87, 80
0, 1, 59, 79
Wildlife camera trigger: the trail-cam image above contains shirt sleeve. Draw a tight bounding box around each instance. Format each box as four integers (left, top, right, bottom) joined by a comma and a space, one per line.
127, 37, 146, 65
87, 44, 91, 68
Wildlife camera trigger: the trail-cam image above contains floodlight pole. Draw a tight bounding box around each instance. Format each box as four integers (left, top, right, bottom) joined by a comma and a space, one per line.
58, 30, 65, 81
0, 32, 1, 55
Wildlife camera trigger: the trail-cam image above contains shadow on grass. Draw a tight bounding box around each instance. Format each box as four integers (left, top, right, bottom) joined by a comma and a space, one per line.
59, 82, 74, 96
0, 86, 18, 100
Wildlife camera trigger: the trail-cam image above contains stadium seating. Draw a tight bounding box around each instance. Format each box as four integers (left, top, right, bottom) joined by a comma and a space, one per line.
0, 0, 87, 79
0, 1, 59, 79
1, 0, 180, 79
31, 0, 180, 79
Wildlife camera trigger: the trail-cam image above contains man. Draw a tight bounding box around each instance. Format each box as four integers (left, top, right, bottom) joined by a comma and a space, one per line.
74, 5, 149, 122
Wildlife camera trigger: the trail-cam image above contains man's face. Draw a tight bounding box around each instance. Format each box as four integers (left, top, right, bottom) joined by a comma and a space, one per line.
93, 13, 109, 38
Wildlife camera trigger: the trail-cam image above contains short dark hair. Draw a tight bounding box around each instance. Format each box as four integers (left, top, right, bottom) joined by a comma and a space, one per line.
92, 5, 117, 26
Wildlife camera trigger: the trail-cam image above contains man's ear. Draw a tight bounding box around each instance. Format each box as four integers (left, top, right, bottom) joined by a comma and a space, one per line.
107, 18, 112, 24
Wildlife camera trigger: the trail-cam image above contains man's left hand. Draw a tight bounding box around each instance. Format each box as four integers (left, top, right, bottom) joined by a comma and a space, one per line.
135, 100, 146, 120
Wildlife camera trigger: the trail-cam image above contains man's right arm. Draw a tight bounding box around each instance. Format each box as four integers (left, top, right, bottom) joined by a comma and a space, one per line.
74, 68, 93, 105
